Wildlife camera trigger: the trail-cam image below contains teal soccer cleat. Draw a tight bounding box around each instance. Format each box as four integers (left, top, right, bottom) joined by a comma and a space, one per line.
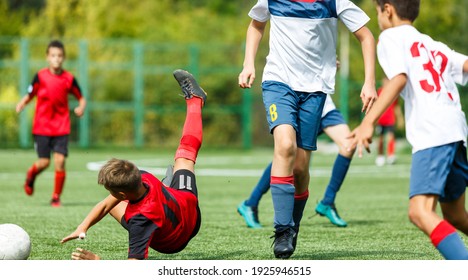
237, 201, 262, 229
315, 202, 348, 227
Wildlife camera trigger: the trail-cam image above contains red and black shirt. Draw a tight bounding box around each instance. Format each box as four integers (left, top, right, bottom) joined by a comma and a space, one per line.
123, 172, 199, 259
28, 68, 83, 136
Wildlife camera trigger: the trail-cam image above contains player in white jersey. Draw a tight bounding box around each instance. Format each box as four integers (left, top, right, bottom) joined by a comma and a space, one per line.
238, 94, 356, 230
349, 0, 468, 260
238, 0, 377, 259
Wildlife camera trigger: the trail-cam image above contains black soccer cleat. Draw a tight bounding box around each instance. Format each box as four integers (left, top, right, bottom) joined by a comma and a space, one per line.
173, 69, 207, 105
271, 227, 296, 259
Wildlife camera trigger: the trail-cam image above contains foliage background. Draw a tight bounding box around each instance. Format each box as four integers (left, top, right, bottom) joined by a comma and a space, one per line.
0, 0, 467, 148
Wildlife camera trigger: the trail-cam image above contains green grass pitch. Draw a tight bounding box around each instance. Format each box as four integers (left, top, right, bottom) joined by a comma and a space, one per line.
1, 145, 465, 260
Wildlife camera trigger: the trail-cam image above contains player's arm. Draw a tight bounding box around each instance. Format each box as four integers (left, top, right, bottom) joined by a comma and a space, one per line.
74, 97, 86, 117
348, 73, 407, 157
71, 248, 101, 260
71, 78, 87, 117
127, 215, 158, 260
463, 58, 468, 74
353, 25, 377, 114
16, 94, 33, 113
238, 19, 267, 89
61, 194, 120, 243
16, 74, 39, 113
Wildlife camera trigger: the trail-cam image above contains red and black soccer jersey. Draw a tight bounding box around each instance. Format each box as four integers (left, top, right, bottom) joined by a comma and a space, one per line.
123, 172, 199, 259
28, 68, 83, 136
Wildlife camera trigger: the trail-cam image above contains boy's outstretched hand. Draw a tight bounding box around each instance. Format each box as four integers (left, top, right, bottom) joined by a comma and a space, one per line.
71, 248, 100, 260
61, 229, 87, 243
347, 120, 374, 158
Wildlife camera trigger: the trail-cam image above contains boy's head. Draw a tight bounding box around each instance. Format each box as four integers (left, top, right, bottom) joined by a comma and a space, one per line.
46, 40, 66, 72
98, 158, 142, 198
375, 0, 420, 30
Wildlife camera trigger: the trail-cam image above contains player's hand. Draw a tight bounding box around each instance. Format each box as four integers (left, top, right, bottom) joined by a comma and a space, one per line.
360, 82, 377, 114
16, 102, 25, 114
238, 66, 255, 89
61, 230, 86, 243
71, 248, 100, 260
347, 122, 374, 158
74, 106, 84, 117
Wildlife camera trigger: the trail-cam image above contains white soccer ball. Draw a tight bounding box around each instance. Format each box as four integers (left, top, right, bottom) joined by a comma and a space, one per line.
0, 224, 32, 260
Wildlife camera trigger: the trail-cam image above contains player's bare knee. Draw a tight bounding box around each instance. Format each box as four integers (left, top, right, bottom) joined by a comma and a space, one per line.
408, 207, 423, 228
37, 159, 50, 169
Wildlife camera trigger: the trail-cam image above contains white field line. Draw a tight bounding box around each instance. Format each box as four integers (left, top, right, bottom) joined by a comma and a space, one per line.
86, 160, 410, 178
0, 159, 410, 180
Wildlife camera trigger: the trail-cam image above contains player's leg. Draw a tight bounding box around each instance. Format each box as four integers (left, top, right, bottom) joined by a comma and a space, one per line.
291, 147, 311, 246
261, 81, 299, 259
286, 91, 326, 254
375, 126, 385, 166
237, 162, 271, 228
24, 135, 51, 195
440, 142, 468, 235
386, 127, 396, 164
440, 193, 468, 235
170, 69, 206, 196
270, 124, 297, 258
50, 136, 69, 207
408, 142, 468, 259
409, 195, 468, 259
316, 122, 353, 227
172, 69, 206, 173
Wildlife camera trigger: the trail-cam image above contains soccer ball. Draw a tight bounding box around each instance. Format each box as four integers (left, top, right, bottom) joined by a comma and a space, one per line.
0, 224, 31, 260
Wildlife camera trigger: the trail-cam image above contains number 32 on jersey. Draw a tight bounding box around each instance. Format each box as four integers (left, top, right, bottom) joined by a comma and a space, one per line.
410, 42, 453, 100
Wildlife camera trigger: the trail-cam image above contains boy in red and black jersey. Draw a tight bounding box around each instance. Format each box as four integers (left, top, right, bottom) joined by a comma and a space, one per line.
16, 40, 87, 207
61, 70, 206, 260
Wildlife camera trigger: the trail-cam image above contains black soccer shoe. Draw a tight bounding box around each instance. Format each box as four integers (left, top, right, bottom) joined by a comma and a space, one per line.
173, 69, 207, 105
271, 227, 296, 259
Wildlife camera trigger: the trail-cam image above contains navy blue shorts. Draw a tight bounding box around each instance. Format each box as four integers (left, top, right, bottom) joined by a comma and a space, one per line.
33, 135, 69, 158
409, 141, 468, 202
262, 81, 326, 151
318, 109, 346, 135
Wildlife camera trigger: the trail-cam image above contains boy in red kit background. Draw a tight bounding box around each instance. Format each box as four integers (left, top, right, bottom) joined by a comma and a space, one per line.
61, 70, 206, 260
375, 77, 404, 166
16, 40, 87, 207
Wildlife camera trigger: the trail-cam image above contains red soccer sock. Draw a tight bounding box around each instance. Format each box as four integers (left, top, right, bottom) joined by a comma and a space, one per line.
174, 98, 203, 163
387, 138, 395, 156
430, 220, 456, 247
53, 171, 66, 197
294, 189, 309, 200
26, 164, 39, 184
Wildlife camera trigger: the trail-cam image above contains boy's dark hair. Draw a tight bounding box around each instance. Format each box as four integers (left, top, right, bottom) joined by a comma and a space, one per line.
98, 158, 142, 193
46, 40, 65, 55
375, 0, 420, 22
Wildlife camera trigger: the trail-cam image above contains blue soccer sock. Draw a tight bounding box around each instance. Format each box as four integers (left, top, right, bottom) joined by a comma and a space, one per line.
321, 154, 351, 206
430, 220, 468, 260
245, 163, 272, 207
292, 190, 309, 233
270, 175, 295, 230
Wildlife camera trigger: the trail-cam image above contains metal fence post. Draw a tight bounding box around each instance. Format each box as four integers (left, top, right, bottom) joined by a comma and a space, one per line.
78, 40, 90, 148
242, 88, 252, 149
19, 38, 30, 148
133, 42, 144, 147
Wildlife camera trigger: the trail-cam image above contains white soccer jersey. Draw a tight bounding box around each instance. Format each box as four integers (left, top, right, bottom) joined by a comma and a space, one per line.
322, 94, 336, 117
249, 0, 369, 93
377, 25, 468, 153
